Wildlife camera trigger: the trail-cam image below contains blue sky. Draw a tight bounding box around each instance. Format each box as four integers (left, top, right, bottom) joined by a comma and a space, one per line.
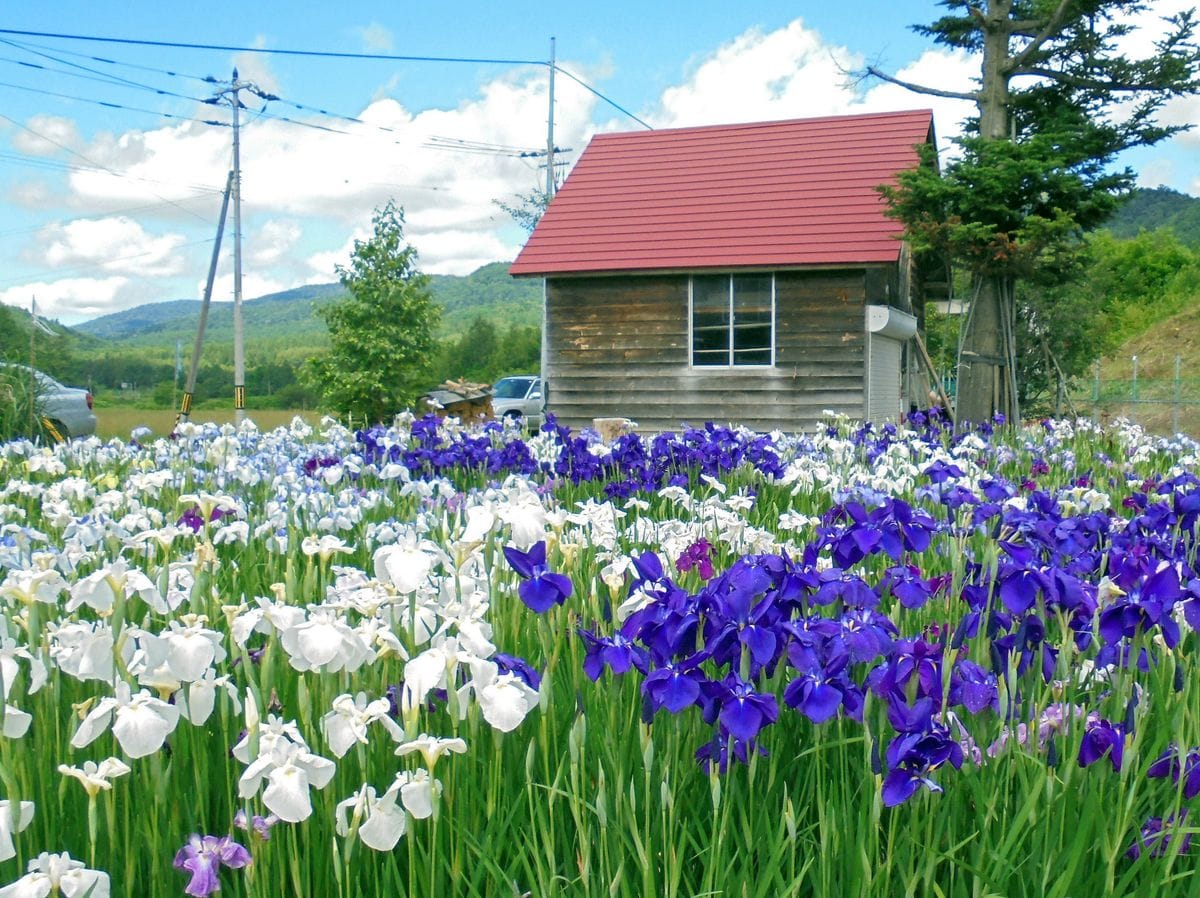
0, 1, 1195, 323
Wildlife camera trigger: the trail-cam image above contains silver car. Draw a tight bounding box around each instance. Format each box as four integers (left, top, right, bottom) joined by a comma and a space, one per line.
491, 375, 543, 429
1, 363, 97, 439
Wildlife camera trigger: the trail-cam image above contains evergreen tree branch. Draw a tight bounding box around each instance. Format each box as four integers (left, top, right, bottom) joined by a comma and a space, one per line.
1005, 0, 1076, 73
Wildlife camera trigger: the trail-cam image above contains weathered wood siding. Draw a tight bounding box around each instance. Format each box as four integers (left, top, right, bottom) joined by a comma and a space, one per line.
545, 270, 870, 433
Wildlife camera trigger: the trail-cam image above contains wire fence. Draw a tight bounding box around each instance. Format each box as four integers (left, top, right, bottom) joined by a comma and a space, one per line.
1080, 355, 1200, 437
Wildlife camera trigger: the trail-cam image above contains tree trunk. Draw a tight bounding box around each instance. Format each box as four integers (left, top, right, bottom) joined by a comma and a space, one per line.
957, 276, 1007, 425
956, 0, 1016, 426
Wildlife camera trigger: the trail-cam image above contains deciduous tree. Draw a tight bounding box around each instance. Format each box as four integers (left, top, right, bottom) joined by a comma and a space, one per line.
306, 202, 440, 422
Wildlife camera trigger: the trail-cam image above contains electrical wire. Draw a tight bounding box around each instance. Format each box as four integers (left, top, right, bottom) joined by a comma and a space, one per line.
0, 111, 219, 222
0, 150, 224, 195
0, 236, 218, 287
0, 27, 653, 129
0, 78, 229, 128
0, 35, 214, 84
0, 28, 543, 67
554, 64, 651, 129
0, 41, 213, 104
0, 191, 222, 239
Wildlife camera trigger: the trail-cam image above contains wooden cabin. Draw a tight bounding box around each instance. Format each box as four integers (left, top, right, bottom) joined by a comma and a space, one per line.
509, 109, 938, 433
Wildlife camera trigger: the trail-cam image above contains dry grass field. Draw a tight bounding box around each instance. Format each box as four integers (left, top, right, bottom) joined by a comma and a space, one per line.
95, 407, 321, 441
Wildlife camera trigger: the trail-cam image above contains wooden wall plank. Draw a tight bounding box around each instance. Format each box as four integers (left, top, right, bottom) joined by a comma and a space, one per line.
545, 269, 881, 432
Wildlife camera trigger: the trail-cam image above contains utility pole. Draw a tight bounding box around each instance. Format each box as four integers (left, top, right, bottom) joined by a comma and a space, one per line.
546, 37, 556, 198
230, 69, 245, 423
541, 38, 556, 425
175, 170, 234, 430
207, 70, 276, 423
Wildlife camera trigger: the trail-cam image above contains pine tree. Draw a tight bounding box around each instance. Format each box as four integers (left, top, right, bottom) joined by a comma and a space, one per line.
869, 1, 1200, 424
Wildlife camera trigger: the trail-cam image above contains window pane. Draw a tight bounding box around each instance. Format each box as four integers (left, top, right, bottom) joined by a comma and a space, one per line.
732, 274, 772, 363
692, 276, 730, 366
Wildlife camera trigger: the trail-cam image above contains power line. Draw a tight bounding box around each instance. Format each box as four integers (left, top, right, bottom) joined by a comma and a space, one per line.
0, 35, 214, 84
0, 236, 218, 287
554, 65, 652, 129
0, 111, 218, 222
0, 27, 653, 129
0, 40, 213, 103
0, 77, 229, 127
0, 28, 543, 67
0, 150, 224, 194
0, 191, 222, 239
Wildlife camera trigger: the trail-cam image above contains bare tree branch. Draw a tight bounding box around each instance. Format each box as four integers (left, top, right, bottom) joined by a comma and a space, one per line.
863, 65, 980, 101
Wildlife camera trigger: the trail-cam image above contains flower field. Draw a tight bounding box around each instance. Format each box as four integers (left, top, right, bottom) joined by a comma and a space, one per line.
1, 409, 1199, 897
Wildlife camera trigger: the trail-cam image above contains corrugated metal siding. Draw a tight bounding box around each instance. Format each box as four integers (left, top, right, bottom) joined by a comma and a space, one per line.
511, 109, 933, 276
866, 335, 904, 423
546, 270, 866, 433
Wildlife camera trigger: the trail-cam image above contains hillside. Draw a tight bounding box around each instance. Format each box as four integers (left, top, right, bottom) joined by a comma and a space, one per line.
76, 284, 346, 353
1106, 186, 1200, 246
1090, 298, 1200, 437
74, 262, 541, 354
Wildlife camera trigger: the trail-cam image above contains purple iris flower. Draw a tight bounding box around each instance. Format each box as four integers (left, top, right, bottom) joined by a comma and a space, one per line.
176, 504, 233, 534
881, 564, 934, 610
502, 541, 574, 613
579, 630, 649, 681
882, 724, 964, 807
643, 657, 707, 715
1098, 563, 1182, 647
1126, 811, 1192, 860
837, 609, 896, 665
704, 675, 779, 741
695, 733, 768, 774
174, 834, 252, 897
493, 653, 543, 690
676, 538, 716, 580
1146, 745, 1200, 799
233, 810, 279, 840
948, 659, 999, 715
784, 644, 861, 725
1078, 717, 1125, 772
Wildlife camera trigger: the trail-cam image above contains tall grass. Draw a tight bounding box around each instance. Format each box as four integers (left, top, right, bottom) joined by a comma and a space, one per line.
0, 415, 1197, 896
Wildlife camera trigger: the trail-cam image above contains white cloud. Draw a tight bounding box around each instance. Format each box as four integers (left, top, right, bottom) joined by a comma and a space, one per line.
205, 271, 294, 303
357, 23, 394, 52
0, 276, 129, 320
649, 20, 977, 153
30, 217, 187, 277
12, 115, 80, 156
6, 180, 59, 209
249, 220, 303, 266
411, 229, 522, 275
1137, 158, 1176, 189
652, 20, 860, 127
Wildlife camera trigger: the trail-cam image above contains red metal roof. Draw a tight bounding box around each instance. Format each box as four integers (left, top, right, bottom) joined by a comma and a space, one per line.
510, 109, 934, 276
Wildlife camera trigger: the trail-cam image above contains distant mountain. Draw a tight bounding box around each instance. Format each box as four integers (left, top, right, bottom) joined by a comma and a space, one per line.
74, 262, 541, 352
429, 261, 542, 331
77, 284, 346, 346
1106, 187, 1200, 246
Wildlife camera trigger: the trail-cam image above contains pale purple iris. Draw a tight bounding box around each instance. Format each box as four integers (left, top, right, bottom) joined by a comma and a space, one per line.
174, 834, 251, 897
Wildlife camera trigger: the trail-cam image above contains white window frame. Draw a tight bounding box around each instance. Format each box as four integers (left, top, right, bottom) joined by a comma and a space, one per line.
688, 273, 776, 368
